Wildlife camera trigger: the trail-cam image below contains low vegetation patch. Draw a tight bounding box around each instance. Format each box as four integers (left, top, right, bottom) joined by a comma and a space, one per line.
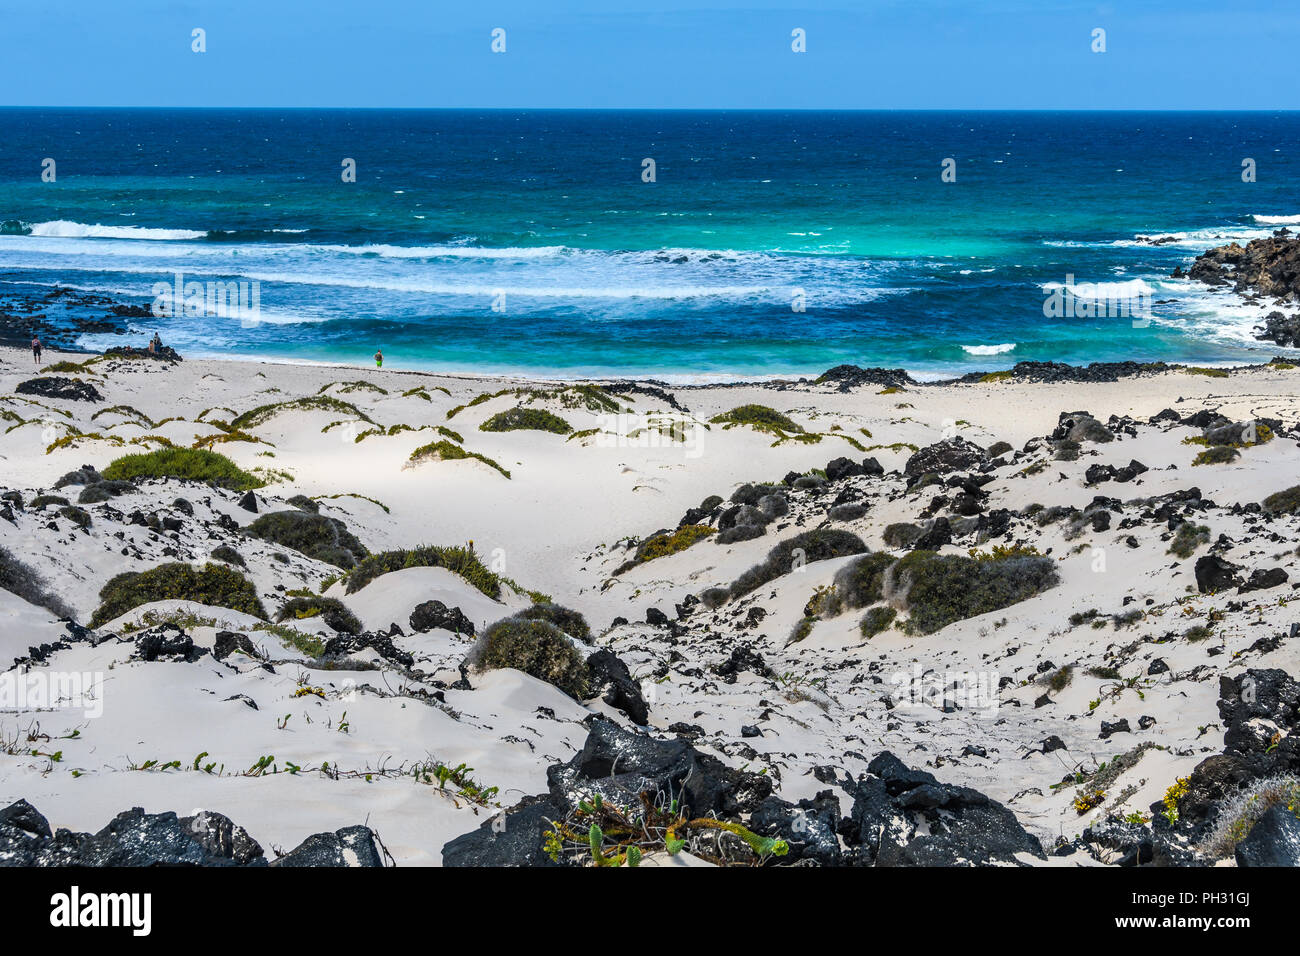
859, 605, 897, 638
710, 404, 804, 435
468, 617, 589, 699
245, 511, 369, 569
343, 544, 504, 599
231, 395, 375, 430
1168, 522, 1211, 559
90, 562, 268, 628
276, 596, 362, 634
102, 447, 263, 491
515, 603, 591, 640
480, 407, 573, 435
887, 549, 1059, 635
0, 546, 74, 619
621, 524, 715, 571
1262, 485, 1300, 515
1192, 445, 1239, 466
407, 439, 511, 478
729, 529, 867, 599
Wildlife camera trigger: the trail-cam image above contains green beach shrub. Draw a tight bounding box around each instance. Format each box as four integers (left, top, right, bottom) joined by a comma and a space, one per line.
245, 511, 368, 569
515, 603, 591, 640
230, 395, 375, 430
730, 529, 868, 599
1261, 485, 1300, 515
832, 552, 898, 609
628, 524, 715, 567
710, 404, 803, 435
1192, 445, 1239, 466
343, 544, 503, 598
882, 522, 925, 549
0, 546, 74, 619
276, 596, 362, 634
407, 439, 511, 478
1168, 523, 1211, 559
479, 407, 572, 435
102, 447, 263, 491
90, 562, 268, 628
209, 544, 247, 567
887, 549, 1059, 635
859, 605, 897, 638
469, 617, 589, 699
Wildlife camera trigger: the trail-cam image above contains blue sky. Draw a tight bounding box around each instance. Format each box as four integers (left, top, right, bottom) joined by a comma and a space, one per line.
2, 0, 1296, 109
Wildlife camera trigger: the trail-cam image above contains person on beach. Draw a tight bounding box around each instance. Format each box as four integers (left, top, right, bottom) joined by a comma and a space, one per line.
375, 349, 383, 368
31, 336, 42, 365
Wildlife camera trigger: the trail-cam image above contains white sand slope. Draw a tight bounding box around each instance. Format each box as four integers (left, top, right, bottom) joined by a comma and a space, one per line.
1, 344, 1299, 865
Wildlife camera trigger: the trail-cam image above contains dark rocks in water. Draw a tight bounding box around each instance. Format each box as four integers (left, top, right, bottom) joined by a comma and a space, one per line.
1238, 567, 1289, 594
15, 376, 102, 402
1256, 310, 1300, 348
815, 365, 915, 392
1186, 233, 1300, 303
1194, 555, 1243, 594
409, 600, 475, 635
270, 825, 384, 867
585, 648, 649, 725
840, 752, 1044, 866
103, 345, 183, 362
1235, 804, 1300, 867
904, 437, 987, 477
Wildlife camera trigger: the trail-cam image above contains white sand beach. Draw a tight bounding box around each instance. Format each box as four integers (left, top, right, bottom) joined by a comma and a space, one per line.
1, 344, 1298, 866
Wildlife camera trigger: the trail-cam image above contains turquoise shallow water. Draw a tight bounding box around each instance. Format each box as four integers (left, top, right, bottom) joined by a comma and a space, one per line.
1, 109, 1298, 379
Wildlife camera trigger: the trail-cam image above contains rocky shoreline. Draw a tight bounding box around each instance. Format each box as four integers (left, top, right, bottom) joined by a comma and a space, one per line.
1179, 230, 1300, 349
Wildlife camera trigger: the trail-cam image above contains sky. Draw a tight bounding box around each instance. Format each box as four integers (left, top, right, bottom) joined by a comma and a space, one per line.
1, 0, 1297, 110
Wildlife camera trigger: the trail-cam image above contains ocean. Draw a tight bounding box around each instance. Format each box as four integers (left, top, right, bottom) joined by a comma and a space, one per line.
1, 108, 1298, 380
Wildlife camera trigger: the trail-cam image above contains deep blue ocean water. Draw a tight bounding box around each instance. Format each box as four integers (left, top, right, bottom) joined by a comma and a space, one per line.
1, 108, 1298, 380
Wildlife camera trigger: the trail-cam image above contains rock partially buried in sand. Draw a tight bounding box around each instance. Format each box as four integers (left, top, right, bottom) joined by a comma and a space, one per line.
15, 376, 102, 403
0, 800, 384, 867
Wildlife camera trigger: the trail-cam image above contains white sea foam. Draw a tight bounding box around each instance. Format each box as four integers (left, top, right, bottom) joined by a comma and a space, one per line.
27, 220, 208, 241
319, 243, 567, 259
961, 343, 1016, 355
1251, 214, 1300, 225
